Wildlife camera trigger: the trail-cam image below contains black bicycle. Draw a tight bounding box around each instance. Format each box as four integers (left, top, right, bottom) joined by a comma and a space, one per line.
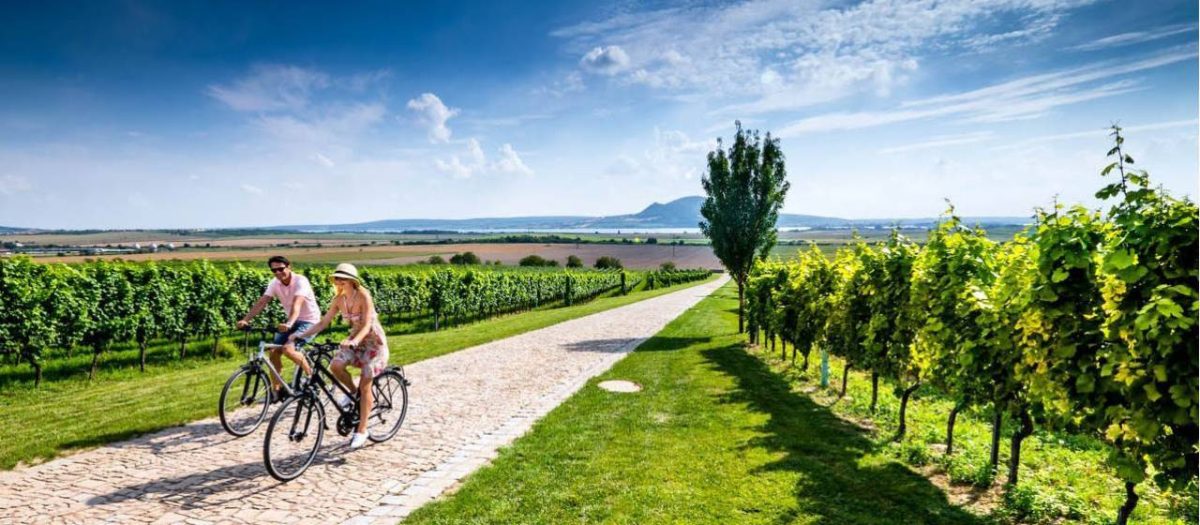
262, 341, 410, 481
218, 327, 308, 437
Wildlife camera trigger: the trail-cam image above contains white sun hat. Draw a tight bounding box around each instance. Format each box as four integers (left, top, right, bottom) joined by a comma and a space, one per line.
329, 263, 361, 284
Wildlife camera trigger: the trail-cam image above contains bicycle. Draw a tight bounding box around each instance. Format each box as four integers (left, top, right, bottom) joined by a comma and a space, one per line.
217, 327, 309, 437
262, 341, 410, 481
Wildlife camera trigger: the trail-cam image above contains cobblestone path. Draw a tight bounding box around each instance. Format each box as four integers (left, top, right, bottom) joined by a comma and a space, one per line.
0, 276, 726, 525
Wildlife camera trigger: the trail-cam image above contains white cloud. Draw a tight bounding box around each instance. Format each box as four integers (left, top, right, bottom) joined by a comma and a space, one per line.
1070, 24, 1196, 52
606, 128, 715, 181
0, 174, 31, 195
240, 184, 264, 195
580, 45, 631, 75
554, 0, 1101, 112
777, 46, 1195, 136
406, 93, 460, 143
434, 138, 534, 178
311, 153, 335, 167
207, 65, 329, 112
493, 144, 534, 176
991, 119, 1199, 151
878, 132, 993, 154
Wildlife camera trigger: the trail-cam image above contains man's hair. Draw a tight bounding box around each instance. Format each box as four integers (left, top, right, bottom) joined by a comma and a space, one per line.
267, 255, 290, 268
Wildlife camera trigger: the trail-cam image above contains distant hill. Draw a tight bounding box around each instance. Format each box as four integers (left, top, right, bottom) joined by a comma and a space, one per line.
268, 196, 1030, 232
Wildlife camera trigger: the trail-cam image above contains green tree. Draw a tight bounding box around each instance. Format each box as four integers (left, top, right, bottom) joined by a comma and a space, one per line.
594, 256, 622, 270
700, 122, 790, 332
566, 255, 583, 268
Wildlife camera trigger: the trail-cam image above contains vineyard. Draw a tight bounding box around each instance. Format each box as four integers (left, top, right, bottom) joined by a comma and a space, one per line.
0, 259, 711, 387
746, 129, 1197, 523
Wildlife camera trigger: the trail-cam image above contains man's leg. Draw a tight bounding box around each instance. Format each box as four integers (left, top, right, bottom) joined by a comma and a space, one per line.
268, 350, 285, 391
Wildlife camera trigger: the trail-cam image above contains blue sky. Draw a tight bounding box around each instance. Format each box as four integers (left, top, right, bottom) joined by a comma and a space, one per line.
0, 0, 1195, 229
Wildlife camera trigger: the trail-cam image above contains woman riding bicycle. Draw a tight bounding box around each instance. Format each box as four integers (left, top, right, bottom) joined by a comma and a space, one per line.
287, 263, 389, 449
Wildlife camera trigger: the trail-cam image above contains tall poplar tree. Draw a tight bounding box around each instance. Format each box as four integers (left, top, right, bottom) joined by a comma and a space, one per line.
700, 122, 789, 332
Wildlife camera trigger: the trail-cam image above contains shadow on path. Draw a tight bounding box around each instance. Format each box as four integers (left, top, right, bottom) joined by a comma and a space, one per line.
701, 344, 984, 525
561, 337, 711, 354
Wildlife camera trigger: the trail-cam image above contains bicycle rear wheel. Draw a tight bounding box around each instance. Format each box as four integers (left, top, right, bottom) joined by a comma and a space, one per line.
263, 395, 324, 482
367, 369, 409, 443
218, 366, 270, 437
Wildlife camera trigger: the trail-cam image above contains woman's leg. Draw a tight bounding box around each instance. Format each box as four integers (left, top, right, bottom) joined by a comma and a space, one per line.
331, 359, 357, 393
357, 372, 373, 434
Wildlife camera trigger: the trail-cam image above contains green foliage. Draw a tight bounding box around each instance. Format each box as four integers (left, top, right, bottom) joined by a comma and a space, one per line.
909, 212, 999, 408
700, 121, 790, 331
566, 255, 583, 268
594, 256, 622, 269
449, 251, 481, 265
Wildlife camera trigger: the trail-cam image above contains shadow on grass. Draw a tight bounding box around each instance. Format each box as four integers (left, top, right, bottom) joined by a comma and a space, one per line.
702, 344, 984, 525
562, 337, 712, 354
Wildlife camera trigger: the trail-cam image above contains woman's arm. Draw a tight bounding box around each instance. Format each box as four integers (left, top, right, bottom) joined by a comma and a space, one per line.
349, 293, 376, 345
293, 296, 340, 341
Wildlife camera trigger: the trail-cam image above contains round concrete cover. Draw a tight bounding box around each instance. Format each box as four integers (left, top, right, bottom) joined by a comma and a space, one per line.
598, 380, 642, 393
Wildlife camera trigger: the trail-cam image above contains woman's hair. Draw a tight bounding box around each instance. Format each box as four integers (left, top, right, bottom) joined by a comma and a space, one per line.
334, 277, 373, 301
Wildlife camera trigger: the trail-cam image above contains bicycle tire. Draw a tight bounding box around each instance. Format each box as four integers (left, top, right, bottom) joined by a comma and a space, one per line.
263, 395, 324, 482
218, 365, 271, 437
366, 370, 409, 443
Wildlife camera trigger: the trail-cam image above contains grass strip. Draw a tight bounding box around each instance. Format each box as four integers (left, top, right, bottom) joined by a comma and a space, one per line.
406, 281, 984, 524
0, 276, 714, 470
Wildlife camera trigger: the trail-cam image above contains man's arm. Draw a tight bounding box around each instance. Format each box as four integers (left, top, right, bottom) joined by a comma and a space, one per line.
279, 295, 305, 331
237, 295, 272, 328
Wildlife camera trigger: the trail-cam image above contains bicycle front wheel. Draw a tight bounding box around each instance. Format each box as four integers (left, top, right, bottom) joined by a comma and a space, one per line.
218, 366, 271, 437
263, 395, 324, 482
367, 370, 409, 443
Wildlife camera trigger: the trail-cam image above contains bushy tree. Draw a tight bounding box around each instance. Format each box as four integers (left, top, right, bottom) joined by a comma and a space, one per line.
594, 256, 622, 269
566, 255, 583, 268
700, 122, 790, 332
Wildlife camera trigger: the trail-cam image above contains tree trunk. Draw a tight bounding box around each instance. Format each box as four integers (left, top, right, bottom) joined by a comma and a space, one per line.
802, 352, 809, 371
179, 336, 187, 359
946, 402, 966, 456
1115, 482, 1139, 525
212, 335, 220, 358
139, 340, 147, 372
840, 363, 851, 398
895, 383, 920, 440
89, 346, 102, 380
24, 352, 42, 388
869, 372, 879, 412
736, 279, 745, 333
990, 407, 1004, 469
1007, 409, 1033, 486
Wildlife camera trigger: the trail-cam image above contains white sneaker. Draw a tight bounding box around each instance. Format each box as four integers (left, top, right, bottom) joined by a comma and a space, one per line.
335, 392, 353, 411
349, 432, 368, 449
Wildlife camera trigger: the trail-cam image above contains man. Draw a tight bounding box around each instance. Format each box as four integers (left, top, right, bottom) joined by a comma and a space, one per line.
236, 255, 321, 402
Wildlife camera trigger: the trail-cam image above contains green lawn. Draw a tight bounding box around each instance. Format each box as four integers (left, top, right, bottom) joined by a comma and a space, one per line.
405, 282, 984, 524
405, 281, 1195, 525
0, 276, 714, 470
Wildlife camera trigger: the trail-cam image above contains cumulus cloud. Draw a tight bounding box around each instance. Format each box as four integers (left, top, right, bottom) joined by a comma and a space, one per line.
493, 144, 534, 176
406, 93, 459, 143
579, 45, 631, 75
434, 138, 533, 178
207, 65, 329, 112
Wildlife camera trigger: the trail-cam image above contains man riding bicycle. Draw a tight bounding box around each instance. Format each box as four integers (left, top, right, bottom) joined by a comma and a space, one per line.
236, 255, 320, 402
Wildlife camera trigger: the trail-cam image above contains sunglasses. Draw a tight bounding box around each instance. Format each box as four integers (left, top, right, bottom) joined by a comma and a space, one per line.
270, 266, 288, 273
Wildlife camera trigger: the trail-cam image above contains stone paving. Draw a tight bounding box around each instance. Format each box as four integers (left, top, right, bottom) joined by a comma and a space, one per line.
0, 276, 726, 525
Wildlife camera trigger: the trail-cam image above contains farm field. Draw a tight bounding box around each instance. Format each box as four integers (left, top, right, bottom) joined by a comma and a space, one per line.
31, 241, 725, 269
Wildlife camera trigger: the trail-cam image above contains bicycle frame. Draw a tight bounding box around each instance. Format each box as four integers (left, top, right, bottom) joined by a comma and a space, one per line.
302, 345, 362, 420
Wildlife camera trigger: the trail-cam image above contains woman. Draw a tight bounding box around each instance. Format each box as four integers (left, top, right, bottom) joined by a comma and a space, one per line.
288, 263, 389, 449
